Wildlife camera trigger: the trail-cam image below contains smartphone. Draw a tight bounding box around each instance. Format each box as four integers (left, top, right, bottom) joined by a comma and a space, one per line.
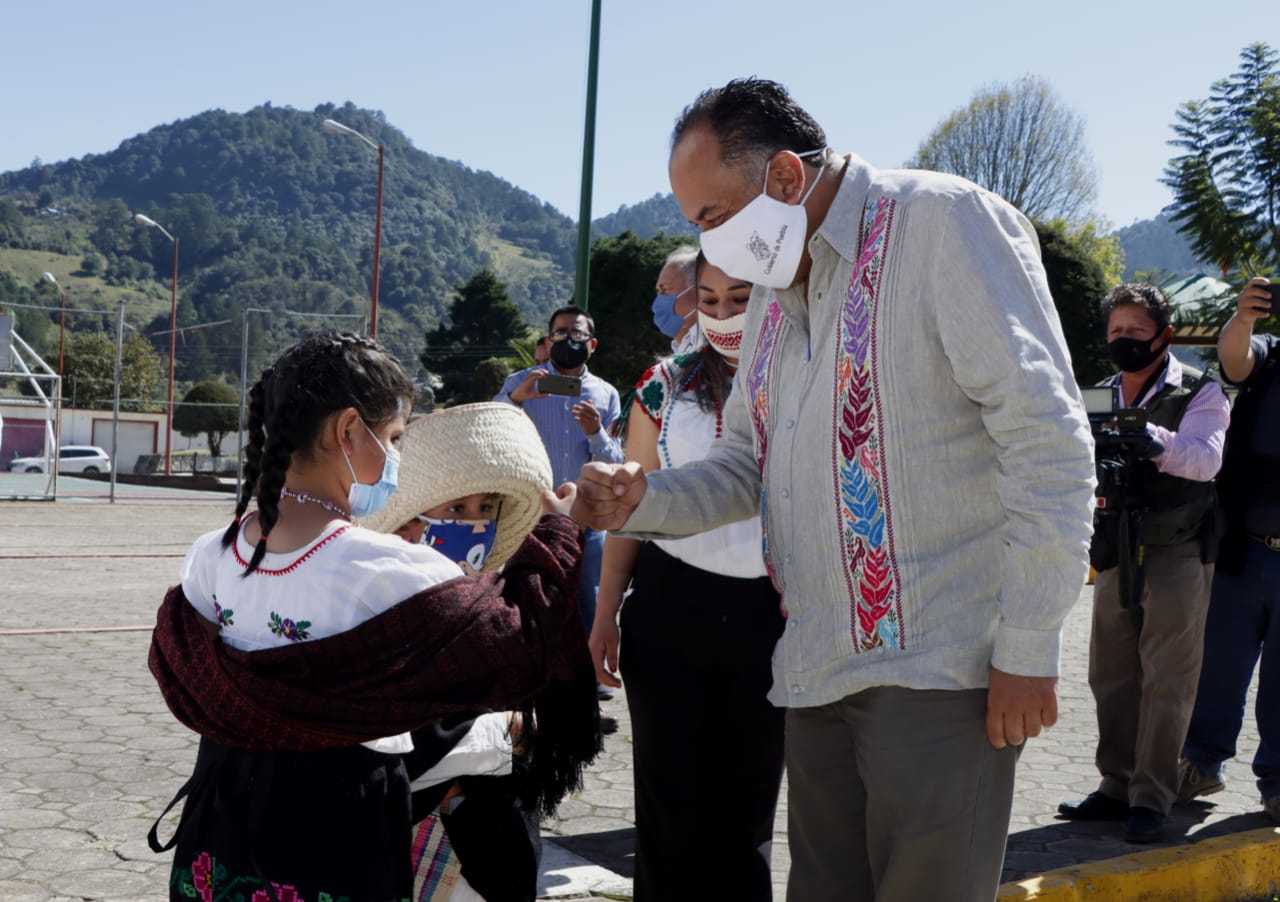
537, 374, 583, 397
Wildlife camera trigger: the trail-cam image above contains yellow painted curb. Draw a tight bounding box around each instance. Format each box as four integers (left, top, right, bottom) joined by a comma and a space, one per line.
997, 827, 1280, 901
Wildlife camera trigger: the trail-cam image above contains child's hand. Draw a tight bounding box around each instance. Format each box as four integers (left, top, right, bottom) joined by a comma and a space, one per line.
542, 482, 577, 518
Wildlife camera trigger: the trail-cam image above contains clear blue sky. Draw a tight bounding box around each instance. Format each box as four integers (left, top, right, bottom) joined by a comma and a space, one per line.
2, 1, 1275, 228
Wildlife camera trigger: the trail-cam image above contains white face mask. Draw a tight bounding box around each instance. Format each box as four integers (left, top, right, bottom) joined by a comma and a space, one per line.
698, 149, 825, 289
697, 310, 746, 360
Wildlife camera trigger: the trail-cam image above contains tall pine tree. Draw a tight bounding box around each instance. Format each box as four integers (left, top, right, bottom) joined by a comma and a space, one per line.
421, 268, 528, 405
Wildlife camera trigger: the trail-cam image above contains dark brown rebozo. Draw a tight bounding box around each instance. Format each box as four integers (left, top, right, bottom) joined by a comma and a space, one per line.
149, 513, 600, 813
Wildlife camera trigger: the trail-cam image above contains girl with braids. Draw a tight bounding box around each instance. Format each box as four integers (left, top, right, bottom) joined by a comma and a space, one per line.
148, 331, 599, 902
588, 257, 785, 902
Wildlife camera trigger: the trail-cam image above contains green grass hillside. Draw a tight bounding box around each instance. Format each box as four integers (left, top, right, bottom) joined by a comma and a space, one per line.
0, 247, 170, 326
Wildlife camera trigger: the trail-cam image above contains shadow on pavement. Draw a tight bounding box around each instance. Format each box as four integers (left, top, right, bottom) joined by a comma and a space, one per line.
552, 827, 635, 878
1003, 802, 1275, 882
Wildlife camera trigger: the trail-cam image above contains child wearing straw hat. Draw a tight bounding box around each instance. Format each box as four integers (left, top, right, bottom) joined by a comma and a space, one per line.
365, 402, 600, 902
364, 402, 554, 574
393, 493, 499, 572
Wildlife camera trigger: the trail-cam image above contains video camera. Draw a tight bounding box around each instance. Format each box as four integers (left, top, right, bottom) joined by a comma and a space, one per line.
1081, 386, 1165, 613
1080, 386, 1164, 511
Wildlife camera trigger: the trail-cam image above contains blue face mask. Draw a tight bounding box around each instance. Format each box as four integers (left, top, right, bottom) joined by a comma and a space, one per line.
421, 518, 497, 571
343, 421, 400, 519
651, 287, 692, 338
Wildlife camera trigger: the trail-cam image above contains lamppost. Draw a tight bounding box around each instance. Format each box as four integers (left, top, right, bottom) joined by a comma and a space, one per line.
322, 117, 383, 338
574, 0, 603, 311
133, 213, 180, 475
40, 272, 67, 385
40, 272, 67, 445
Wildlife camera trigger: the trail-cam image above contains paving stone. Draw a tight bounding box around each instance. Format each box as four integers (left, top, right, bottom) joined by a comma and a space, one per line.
24, 847, 123, 873
48, 869, 157, 898
2, 757, 69, 775
3, 826, 91, 850
0, 880, 48, 901
22, 770, 101, 791
66, 800, 148, 823
0, 809, 66, 830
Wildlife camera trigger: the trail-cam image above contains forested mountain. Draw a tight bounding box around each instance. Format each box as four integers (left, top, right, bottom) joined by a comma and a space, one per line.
0, 102, 577, 367
1115, 212, 1215, 281
592, 192, 695, 240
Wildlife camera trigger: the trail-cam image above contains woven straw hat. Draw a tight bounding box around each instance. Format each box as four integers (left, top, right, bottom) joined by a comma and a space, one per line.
363, 403, 552, 570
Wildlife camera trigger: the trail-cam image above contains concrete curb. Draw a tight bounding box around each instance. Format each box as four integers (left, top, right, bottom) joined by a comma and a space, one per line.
998, 827, 1280, 901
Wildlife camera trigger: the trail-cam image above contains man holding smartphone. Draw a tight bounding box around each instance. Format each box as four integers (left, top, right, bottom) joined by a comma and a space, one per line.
1179, 276, 1280, 826
495, 305, 623, 662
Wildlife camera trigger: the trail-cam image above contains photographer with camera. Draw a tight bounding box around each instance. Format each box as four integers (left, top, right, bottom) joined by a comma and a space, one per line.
495, 305, 624, 652
1059, 283, 1229, 843
1178, 277, 1280, 825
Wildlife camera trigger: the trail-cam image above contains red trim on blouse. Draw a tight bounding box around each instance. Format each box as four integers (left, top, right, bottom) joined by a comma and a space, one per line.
232, 512, 354, 576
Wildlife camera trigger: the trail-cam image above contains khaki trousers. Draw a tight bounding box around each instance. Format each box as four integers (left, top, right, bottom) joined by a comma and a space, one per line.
785, 687, 1018, 902
1090, 539, 1213, 813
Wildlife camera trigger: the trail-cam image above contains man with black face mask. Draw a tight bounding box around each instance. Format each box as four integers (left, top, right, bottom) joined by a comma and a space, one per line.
495, 305, 623, 670
1059, 282, 1229, 843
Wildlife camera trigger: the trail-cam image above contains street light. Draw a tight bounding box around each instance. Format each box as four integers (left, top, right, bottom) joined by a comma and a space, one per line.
322, 117, 383, 339
40, 273, 67, 448
40, 272, 67, 387
133, 212, 180, 476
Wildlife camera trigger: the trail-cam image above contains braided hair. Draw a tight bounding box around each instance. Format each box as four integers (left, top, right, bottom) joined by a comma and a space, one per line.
222, 330, 415, 576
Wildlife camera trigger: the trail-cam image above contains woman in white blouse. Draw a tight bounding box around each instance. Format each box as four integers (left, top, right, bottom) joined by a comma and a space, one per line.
589, 256, 785, 902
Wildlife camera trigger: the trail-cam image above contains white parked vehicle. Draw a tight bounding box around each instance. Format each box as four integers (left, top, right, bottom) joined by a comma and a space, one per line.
8, 445, 112, 474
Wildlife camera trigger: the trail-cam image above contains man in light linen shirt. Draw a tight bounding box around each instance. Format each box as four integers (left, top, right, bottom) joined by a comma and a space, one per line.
574, 78, 1095, 901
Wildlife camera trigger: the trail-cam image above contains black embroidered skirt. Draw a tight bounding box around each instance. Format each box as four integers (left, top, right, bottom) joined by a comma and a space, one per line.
156, 737, 414, 902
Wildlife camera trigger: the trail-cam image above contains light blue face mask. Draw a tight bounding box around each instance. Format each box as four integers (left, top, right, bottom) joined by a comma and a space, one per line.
651, 286, 692, 338
421, 518, 497, 571
343, 421, 400, 519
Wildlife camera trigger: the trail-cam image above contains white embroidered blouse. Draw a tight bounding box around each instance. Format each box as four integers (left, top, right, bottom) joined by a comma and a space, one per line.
180, 515, 464, 751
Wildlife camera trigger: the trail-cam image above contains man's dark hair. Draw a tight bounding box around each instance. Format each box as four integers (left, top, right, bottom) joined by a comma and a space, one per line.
671, 77, 829, 171
548, 304, 595, 337
1102, 282, 1173, 333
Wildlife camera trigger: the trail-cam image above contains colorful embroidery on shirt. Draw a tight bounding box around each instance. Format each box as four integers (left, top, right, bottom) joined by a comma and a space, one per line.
747, 299, 784, 474
637, 376, 667, 423
747, 299, 785, 588
230, 516, 352, 576
212, 597, 234, 627
174, 849, 361, 901
834, 195, 903, 651
268, 611, 312, 641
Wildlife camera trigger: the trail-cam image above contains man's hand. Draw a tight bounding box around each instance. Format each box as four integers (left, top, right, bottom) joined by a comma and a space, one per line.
1236, 278, 1275, 326
986, 666, 1058, 748
572, 399, 602, 435
572, 461, 648, 530
509, 369, 550, 404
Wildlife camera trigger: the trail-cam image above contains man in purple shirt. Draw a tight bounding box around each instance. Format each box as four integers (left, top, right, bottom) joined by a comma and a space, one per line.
1059, 282, 1229, 842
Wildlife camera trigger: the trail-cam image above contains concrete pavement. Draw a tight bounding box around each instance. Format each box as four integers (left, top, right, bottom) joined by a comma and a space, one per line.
0, 494, 1270, 900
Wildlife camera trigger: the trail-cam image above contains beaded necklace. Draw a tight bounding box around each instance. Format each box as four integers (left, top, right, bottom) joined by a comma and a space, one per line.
657, 355, 723, 469
280, 488, 353, 522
